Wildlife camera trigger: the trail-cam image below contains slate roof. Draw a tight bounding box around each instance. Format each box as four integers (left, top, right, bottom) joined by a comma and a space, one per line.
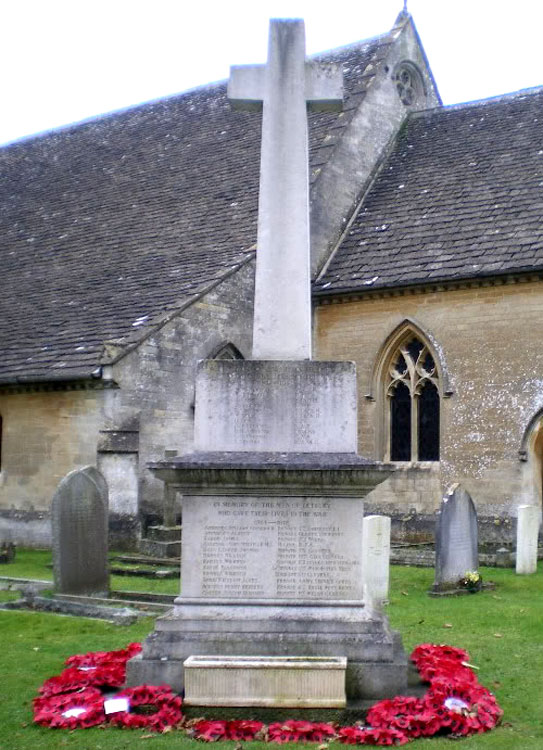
315, 88, 543, 297
0, 33, 390, 384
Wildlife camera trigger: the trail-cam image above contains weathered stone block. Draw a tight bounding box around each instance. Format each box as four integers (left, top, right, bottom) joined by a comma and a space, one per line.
193, 360, 357, 453
183, 655, 347, 707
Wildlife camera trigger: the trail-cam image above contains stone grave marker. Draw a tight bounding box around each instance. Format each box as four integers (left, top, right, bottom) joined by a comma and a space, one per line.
52, 466, 109, 595
362, 515, 391, 607
516, 504, 540, 574
433, 484, 478, 591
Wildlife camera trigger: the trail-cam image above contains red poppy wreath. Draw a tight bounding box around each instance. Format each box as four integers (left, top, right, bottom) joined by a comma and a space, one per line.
33, 641, 502, 743
107, 684, 183, 731
33, 687, 105, 729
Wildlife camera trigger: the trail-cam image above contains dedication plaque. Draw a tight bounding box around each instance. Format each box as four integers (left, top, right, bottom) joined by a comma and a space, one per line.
181, 495, 364, 600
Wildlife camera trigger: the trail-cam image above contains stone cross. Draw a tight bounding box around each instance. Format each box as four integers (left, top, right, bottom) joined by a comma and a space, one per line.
228, 19, 343, 360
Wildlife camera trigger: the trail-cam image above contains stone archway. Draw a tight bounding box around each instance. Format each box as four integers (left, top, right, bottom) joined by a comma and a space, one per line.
519, 411, 543, 511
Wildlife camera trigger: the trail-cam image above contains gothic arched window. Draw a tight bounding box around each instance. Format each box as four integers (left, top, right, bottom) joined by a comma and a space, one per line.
387, 336, 440, 462
210, 342, 244, 360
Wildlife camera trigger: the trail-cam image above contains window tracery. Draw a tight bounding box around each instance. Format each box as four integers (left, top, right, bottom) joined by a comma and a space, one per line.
387, 336, 440, 461
393, 63, 421, 107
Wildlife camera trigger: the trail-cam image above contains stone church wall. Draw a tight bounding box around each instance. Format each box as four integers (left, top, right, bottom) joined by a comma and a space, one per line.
315, 279, 543, 544
0, 388, 101, 546
0, 261, 255, 549
102, 261, 255, 542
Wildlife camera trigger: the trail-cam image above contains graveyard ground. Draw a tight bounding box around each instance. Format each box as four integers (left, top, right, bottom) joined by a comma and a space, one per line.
0, 554, 541, 749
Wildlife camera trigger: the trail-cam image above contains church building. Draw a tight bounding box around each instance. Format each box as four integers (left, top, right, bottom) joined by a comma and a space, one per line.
1, 11, 542, 548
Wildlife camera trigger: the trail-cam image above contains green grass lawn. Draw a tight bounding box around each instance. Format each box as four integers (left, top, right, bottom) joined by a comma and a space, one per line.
0, 554, 542, 749
0, 547, 179, 596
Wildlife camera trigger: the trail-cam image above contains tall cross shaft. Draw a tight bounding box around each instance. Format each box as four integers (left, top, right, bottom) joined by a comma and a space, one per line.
229, 20, 343, 360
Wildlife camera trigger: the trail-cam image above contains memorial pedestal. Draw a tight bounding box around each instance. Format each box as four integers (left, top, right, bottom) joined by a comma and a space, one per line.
127, 453, 407, 701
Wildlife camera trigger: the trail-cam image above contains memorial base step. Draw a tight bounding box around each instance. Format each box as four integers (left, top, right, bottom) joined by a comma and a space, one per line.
126, 611, 408, 701
128, 648, 409, 704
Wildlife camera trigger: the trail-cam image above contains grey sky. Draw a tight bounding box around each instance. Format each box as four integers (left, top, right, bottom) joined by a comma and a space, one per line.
2, 0, 542, 145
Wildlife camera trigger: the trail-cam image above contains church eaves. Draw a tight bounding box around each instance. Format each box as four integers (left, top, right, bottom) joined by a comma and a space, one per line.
314, 87, 543, 298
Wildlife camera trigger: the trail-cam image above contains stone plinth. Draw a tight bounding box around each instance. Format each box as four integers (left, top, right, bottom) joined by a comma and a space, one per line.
184, 655, 347, 708
193, 360, 357, 453
127, 454, 407, 701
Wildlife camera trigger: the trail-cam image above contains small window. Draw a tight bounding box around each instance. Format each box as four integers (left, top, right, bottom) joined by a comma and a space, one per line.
387, 336, 440, 462
392, 62, 424, 107
211, 343, 244, 360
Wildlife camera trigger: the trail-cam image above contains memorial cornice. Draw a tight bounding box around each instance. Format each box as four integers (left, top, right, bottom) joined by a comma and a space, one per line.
149, 451, 393, 496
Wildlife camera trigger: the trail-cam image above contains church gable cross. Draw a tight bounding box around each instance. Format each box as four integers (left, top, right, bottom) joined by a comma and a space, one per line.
228, 20, 343, 360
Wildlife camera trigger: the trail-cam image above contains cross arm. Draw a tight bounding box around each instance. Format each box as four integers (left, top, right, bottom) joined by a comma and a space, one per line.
228, 65, 266, 112
305, 62, 343, 112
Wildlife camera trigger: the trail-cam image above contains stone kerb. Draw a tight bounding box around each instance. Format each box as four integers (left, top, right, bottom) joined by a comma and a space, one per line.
52, 466, 109, 596
516, 504, 540, 574
433, 484, 478, 591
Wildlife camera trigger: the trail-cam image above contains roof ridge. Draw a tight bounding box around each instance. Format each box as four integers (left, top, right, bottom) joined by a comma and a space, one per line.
2, 26, 399, 150
310, 30, 392, 61
409, 84, 543, 121
0, 79, 230, 150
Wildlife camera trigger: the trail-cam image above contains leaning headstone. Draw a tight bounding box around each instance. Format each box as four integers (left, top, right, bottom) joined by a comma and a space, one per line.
433, 484, 478, 592
52, 466, 109, 595
362, 515, 391, 607
516, 504, 540, 575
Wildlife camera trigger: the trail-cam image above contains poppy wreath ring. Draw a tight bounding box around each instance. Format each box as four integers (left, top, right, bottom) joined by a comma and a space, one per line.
108, 684, 183, 731
33, 687, 105, 729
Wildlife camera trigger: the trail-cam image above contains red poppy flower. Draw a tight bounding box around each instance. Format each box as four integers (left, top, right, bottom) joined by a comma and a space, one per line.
225, 719, 264, 740
338, 724, 409, 745
39, 663, 126, 697
192, 719, 229, 741
65, 642, 142, 669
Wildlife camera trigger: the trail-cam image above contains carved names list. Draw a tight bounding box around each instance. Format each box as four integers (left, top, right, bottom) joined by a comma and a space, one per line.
199, 497, 361, 599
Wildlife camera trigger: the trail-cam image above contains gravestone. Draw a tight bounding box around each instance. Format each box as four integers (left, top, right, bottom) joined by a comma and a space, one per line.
433, 484, 478, 591
52, 466, 109, 595
127, 19, 406, 706
362, 515, 391, 607
516, 504, 540, 574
